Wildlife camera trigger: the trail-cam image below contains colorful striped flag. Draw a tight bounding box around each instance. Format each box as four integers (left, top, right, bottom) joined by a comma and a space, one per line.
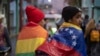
16, 22, 48, 56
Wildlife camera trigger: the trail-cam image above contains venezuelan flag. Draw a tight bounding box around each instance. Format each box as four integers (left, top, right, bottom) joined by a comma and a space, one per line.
37, 22, 87, 56
16, 24, 48, 56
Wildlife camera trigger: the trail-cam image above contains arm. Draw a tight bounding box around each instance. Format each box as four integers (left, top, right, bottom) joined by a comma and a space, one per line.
84, 19, 95, 38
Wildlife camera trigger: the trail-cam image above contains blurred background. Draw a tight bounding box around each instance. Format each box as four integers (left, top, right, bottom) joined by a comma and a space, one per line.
0, 0, 100, 56
0, 0, 100, 37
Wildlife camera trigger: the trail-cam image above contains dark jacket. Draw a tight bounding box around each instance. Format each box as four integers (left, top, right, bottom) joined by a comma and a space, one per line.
0, 26, 11, 52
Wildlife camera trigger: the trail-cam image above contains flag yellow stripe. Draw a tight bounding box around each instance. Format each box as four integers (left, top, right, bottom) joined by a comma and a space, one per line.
61, 22, 82, 30
16, 38, 46, 53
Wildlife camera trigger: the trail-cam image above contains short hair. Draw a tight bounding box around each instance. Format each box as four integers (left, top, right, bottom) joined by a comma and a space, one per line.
98, 20, 100, 23
62, 6, 81, 22
85, 15, 89, 19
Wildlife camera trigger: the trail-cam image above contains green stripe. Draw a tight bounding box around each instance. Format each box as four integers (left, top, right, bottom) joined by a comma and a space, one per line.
16, 52, 35, 56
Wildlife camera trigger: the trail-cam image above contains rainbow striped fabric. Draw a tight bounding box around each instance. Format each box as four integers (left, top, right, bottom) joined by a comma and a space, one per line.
16, 23, 48, 56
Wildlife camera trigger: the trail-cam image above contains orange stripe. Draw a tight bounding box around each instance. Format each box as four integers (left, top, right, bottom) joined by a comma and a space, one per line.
18, 26, 48, 40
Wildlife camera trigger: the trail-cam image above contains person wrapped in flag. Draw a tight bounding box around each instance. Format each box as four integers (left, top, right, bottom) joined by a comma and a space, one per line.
16, 5, 48, 56
36, 6, 87, 56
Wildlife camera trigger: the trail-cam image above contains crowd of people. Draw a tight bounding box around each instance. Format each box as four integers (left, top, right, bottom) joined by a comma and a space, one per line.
15, 5, 100, 56
0, 5, 100, 56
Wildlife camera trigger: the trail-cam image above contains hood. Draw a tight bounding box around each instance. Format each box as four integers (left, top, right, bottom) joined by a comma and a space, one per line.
25, 5, 44, 23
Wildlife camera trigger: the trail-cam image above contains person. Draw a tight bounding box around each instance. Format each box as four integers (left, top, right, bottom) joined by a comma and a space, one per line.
56, 18, 64, 29
44, 18, 57, 37
0, 14, 11, 55
85, 19, 96, 37
85, 19, 100, 56
44, 18, 52, 37
97, 20, 100, 30
81, 15, 89, 33
84, 19, 96, 56
16, 5, 48, 56
36, 6, 87, 56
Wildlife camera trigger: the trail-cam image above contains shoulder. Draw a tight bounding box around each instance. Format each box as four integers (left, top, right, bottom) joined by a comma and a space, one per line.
62, 27, 84, 38
59, 27, 82, 33
19, 26, 48, 38
56, 27, 79, 37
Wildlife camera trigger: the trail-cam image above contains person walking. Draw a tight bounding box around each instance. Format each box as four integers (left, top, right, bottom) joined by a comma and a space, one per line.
0, 14, 11, 56
85, 19, 100, 56
36, 6, 87, 56
81, 15, 89, 33
16, 5, 48, 56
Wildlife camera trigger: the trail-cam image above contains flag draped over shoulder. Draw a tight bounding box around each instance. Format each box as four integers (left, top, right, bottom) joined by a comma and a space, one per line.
16, 22, 48, 56
37, 22, 87, 56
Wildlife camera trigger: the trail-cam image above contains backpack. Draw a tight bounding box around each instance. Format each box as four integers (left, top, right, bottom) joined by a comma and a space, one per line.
90, 29, 100, 42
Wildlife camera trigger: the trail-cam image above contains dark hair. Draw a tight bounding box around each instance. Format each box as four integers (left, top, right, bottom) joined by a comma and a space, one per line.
85, 15, 89, 19
98, 20, 100, 23
62, 6, 81, 22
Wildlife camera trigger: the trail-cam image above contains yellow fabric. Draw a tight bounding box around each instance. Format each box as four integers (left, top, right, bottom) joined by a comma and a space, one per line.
16, 38, 46, 53
60, 22, 82, 30
90, 30, 100, 42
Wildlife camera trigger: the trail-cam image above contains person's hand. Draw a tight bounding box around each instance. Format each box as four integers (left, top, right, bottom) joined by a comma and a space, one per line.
85, 19, 95, 37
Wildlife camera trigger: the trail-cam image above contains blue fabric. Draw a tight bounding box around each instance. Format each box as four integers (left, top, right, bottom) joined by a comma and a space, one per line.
51, 27, 87, 56
0, 46, 10, 52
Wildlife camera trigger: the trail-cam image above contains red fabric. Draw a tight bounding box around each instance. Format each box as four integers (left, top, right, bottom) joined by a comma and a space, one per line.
25, 5, 44, 23
26, 22, 38, 27
37, 40, 81, 56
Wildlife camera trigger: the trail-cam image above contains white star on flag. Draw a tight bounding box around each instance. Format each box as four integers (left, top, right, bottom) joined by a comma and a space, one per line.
69, 30, 73, 34
65, 28, 69, 31
72, 35, 77, 40
55, 32, 59, 35
72, 41, 77, 46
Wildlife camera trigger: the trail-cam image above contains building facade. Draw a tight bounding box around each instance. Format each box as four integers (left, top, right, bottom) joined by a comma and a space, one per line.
82, 0, 100, 23
0, 0, 10, 31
